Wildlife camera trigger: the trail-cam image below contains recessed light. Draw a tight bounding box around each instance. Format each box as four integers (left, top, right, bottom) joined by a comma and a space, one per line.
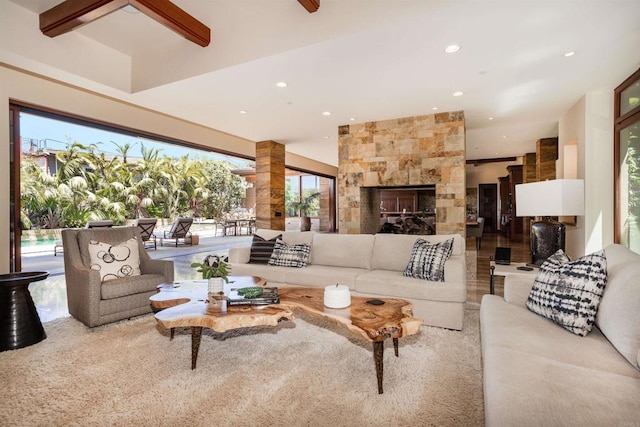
503, 135, 508, 139
453, 91, 463, 97
322, 111, 332, 116
324, 136, 330, 139
239, 110, 247, 114
564, 51, 575, 57
432, 107, 439, 110
488, 117, 494, 120
275, 81, 288, 88
349, 118, 356, 121
445, 44, 461, 53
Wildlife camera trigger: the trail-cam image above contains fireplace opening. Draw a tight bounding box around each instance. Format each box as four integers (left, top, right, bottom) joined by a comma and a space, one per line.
360, 185, 436, 235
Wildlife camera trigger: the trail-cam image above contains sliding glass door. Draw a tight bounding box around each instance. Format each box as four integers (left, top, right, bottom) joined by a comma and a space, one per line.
615, 68, 640, 254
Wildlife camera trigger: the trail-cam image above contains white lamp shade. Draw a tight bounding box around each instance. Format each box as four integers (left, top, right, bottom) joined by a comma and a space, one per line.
515, 179, 584, 217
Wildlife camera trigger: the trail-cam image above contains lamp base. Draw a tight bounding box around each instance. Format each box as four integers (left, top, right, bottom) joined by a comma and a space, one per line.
530, 218, 565, 266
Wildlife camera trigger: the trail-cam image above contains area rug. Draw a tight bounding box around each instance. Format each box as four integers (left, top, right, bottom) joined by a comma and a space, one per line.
0, 305, 483, 427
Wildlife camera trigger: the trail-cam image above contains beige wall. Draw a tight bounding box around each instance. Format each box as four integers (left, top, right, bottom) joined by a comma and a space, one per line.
0, 65, 337, 273
558, 89, 614, 259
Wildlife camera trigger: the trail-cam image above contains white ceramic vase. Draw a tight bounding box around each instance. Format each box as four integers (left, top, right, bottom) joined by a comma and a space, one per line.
208, 277, 224, 294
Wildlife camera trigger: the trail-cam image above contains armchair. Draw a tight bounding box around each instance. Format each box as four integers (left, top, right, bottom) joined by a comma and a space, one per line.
62, 227, 174, 327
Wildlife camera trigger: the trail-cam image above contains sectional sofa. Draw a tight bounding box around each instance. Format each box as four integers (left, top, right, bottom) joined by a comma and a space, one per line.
480, 243, 640, 425
228, 229, 466, 330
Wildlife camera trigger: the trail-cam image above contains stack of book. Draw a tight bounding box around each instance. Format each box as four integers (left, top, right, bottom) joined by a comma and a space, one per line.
227, 287, 280, 306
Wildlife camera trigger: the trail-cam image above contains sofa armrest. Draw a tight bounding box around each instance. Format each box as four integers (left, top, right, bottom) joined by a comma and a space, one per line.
140, 258, 174, 283
62, 252, 103, 327
229, 247, 251, 264
504, 275, 536, 307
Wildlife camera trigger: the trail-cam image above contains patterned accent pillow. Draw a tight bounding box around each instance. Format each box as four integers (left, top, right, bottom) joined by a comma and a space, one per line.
249, 234, 282, 264
268, 239, 311, 268
87, 237, 141, 282
526, 249, 608, 336
403, 238, 454, 282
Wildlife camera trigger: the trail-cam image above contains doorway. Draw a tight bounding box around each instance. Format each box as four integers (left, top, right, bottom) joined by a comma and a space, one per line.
478, 184, 498, 233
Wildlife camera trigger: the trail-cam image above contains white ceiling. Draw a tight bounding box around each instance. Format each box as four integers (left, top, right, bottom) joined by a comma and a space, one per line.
4, 0, 640, 167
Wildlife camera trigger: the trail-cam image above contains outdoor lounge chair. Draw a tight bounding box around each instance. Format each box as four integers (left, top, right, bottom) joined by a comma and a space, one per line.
86, 220, 114, 228
54, 219, 114, 256
160, 217, 194, 247
134, 218, 157, 250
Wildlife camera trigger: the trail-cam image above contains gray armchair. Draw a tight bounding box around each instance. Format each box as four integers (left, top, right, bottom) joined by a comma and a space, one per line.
62, 227, 174, 327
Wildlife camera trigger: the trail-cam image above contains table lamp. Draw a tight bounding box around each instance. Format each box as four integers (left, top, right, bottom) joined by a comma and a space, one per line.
515, 179, 584, 265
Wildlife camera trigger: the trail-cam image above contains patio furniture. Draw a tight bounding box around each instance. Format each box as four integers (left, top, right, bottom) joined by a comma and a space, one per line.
61, 226, 174, 327
160, 217, 194, 247
86, 220, 114, 228
134, 217, 158, 250
54, 220, 114, 256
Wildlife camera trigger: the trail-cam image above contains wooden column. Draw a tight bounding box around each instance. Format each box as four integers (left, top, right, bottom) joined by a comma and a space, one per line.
522, 152, 537, 238
536, 138, 558, 181
255, 141, 285, 231
523, 153, 537, 184
319, 177, 334, 232
507, 165, 523, 241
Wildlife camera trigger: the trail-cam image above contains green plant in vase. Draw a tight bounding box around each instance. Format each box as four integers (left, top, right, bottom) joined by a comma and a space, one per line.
191, 255, 230, 297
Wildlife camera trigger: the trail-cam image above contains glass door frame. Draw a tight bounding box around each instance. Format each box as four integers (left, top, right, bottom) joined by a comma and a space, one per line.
614, 67, 640, 245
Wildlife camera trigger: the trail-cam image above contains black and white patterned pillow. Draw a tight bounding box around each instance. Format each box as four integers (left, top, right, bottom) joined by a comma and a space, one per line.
87, 237, 141, 282
268, 239, 311, 268
248, 234, 281, 264
403, 238, 454, 282
526, 249, 608, 336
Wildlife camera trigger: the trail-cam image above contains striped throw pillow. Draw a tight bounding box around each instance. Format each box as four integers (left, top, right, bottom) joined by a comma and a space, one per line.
248, 234, 281, 264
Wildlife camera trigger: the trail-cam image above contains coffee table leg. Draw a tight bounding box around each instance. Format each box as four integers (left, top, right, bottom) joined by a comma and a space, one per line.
393, 338, 399, 357
191, 327, 202, 370
170, 328, 175, 340
373, 341, 384, 394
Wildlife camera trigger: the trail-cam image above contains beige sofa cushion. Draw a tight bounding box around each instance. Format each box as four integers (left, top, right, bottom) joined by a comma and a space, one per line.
371, 233, 464, 271
355, 269, 466, 302
310, 233, 374, 269
482, 295, 640, 377
483, 345, 640, 427
286, 265, 363, 290
597, 244, 640, 370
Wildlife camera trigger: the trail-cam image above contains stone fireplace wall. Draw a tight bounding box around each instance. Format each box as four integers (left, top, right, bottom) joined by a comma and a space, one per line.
338, 112, 466, 235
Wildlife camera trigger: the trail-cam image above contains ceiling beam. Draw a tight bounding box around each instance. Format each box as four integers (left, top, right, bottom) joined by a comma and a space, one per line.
131, 0, 210, 47
40, 0, 211, 47
298, 0, 320, 13
466, 157, 518, 166
40, 0, 127, 37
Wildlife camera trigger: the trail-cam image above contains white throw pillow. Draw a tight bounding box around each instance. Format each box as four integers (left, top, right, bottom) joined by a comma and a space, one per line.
87, 237, 141, 282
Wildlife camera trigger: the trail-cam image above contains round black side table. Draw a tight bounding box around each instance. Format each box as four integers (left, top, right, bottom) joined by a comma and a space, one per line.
0, 271, 49, 352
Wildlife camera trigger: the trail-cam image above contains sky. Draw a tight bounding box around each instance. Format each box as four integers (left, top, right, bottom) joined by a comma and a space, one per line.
19, 112, 253, 168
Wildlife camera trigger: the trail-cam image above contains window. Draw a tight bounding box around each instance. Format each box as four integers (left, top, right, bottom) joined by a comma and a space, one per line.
615, 68, 640, 254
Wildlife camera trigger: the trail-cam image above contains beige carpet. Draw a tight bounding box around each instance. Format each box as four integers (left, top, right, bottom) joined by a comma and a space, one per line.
0, 305, 483, 427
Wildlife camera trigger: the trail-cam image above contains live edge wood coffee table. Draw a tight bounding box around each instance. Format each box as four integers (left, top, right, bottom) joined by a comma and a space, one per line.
150, 277, 422, 394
